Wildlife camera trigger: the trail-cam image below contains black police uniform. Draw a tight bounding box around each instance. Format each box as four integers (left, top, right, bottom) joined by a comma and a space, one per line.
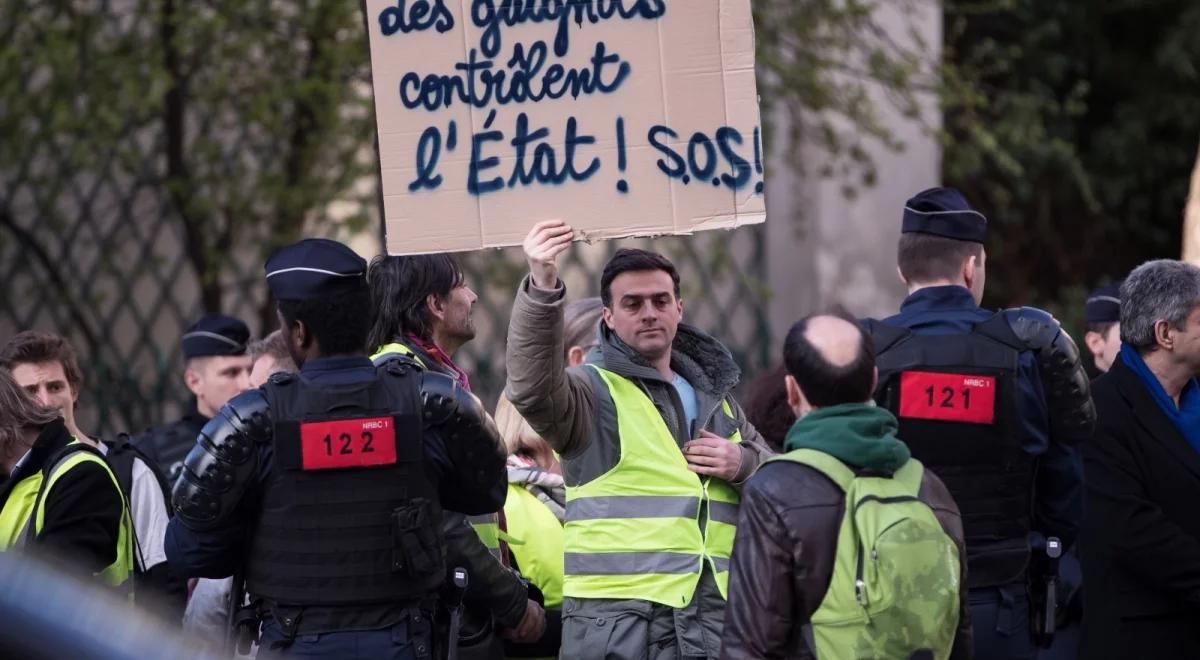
164, 239, 508, 658
865, 188, 1095, 660
131, 314, 251, 482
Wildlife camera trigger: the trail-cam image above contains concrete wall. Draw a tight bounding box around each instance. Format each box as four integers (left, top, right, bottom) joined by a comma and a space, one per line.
765, 2, 942, 331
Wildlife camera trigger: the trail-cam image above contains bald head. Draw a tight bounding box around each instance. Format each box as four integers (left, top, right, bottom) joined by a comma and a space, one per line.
783, 312, 877, 410
803, 315, 864, 368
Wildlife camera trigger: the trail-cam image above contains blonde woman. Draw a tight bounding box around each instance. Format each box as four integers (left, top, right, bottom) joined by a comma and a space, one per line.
495, 394, 564, 659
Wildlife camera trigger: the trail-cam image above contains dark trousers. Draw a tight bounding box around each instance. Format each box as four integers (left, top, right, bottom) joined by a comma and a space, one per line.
259, 617, 434, 660
970, 585, 1036, 660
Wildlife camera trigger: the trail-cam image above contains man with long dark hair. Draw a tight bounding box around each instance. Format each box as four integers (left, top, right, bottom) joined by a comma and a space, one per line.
367, 254, 477, 386
367, 253, 547, 656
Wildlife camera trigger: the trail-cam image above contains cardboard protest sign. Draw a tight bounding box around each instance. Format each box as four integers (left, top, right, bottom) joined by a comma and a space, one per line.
366, 1, 765, 255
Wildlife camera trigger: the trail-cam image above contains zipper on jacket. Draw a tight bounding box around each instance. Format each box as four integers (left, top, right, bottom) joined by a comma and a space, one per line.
855, 542, 867, 608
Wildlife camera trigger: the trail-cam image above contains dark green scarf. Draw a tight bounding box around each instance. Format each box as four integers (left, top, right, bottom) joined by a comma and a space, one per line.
783, 403, 911, 472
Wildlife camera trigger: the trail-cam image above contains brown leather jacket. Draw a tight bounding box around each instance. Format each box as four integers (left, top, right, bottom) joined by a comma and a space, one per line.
720, 459, 973, 660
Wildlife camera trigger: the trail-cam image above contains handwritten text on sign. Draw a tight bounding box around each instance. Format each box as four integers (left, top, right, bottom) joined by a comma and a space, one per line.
366, 0, 766, 254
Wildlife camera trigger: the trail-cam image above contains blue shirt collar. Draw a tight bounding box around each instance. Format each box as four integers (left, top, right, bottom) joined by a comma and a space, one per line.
899, 285, 978, 314
300, 355, 374, 374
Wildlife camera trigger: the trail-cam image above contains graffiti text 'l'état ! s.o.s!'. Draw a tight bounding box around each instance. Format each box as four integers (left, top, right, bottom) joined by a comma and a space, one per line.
376, 0, 764, 198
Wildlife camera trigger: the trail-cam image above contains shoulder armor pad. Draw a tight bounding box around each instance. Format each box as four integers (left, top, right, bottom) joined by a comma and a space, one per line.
420, 371, 475, 427
420, 371, 502, 448
999, 307, 1060, 351
419, 371, 505, 490
997, 307, 1096, 442
172, 389, 271, 530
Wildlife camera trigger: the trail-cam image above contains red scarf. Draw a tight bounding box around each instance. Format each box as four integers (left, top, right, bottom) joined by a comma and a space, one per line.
407, 333, 471, 392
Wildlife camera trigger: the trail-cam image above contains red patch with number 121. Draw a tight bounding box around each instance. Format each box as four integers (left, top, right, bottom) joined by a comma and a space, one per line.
898, 371, 996, 425
299, 416, 397, 471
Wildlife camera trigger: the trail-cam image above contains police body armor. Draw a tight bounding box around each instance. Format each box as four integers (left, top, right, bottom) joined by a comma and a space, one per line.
246, 366, 445, 611
868, 313, 1034, 588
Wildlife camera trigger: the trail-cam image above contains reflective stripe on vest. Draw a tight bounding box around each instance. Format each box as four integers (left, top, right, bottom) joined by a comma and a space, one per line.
564, 365, 742, 607
0, 442, 134, 593
371, 342, 426, 369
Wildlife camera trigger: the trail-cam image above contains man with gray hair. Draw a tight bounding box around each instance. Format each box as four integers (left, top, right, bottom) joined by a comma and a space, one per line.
1080, 259, 1200, 659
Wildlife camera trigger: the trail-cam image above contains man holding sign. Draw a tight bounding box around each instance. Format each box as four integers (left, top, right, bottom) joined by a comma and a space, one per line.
505, 221, 772, 659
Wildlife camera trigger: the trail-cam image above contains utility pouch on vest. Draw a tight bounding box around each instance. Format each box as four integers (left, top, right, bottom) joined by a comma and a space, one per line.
392, 498, 443, 577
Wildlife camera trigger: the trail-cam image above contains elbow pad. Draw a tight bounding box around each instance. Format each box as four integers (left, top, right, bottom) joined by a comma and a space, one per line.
1005, 307, 1097, 442
420, 371, 505, 466
172, 390, 271, 530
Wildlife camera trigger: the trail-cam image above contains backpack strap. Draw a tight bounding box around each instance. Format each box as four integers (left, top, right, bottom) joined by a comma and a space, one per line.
891, 458, 925, 497
769, 448, 857, 492
20, 443, 108, 547
772, 449, 927, 496
107, 434, 173, 517
104, 437, 137, 506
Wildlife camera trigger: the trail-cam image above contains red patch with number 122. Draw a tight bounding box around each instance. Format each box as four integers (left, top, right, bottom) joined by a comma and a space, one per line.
300, 416, 397, 471
898, 371, 996, 425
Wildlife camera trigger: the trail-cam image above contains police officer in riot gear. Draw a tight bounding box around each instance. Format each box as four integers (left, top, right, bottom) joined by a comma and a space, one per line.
164, 238, 508, 658
864, 188, 1095, 660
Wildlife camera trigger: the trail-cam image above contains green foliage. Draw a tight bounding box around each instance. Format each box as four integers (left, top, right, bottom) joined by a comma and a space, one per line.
754, 0, 933, 195
0, 0, 374, 325
942, 0, 1200, 311
756, 0, 1200, 317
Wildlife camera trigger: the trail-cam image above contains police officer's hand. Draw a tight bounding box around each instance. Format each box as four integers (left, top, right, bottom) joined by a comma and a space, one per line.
505, 598, 547, 643
684, 430, 743, 481
524, 220, 574, 289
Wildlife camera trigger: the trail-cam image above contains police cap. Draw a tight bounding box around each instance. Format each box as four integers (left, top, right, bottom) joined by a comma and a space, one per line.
901, 187, 987, 244
182, 314, 249, 359
1085, 282, 1122, 323
265, 238, 367, 301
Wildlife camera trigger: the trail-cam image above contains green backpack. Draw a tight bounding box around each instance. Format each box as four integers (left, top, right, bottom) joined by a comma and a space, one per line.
770, 448, 962, 660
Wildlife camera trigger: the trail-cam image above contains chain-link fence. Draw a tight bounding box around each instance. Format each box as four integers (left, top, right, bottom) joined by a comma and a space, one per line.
454, 228, 773, 409
0, 3, 774, 436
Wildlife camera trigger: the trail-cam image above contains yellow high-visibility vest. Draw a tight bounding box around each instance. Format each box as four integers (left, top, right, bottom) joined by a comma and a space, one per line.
0, 441, 134, 593
563, 366, 742, 607
504, 483, 564, 608
371, 342, 427, 368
